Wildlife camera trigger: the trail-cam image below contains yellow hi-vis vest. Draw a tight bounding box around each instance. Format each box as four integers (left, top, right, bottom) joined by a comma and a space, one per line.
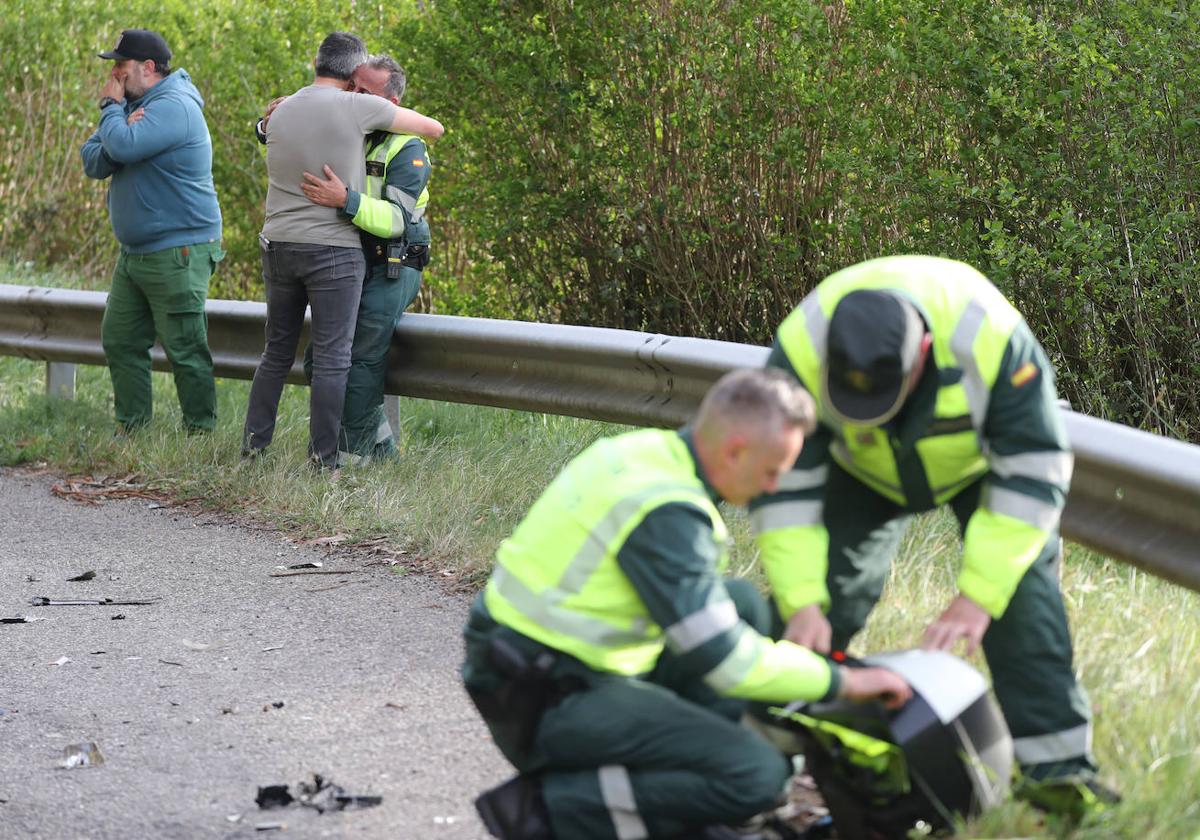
485, 429, 836, 700
353, 133, 431, 240
771, 255, 1057, 618
778, 255, 1019, 504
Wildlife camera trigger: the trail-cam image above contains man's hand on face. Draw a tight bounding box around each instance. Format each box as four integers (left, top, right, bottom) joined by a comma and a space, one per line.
921, 593, 991, 655
784, 603, 833, 654
101, 66, 126, 103
300, 165, 349, 209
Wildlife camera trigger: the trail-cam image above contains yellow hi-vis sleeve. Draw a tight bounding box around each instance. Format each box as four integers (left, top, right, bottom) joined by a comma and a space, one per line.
758, 524, 831, 619
703, 627, 836, 702
958, 507, 1053, 618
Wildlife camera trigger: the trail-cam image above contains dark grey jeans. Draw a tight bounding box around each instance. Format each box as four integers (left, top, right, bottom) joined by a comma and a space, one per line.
243, 240, 365, 467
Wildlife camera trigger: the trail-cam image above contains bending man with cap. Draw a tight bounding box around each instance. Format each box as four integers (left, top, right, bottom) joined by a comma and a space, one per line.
463, 368, 911, 840
81, 28, 224, 434
751, 255, 1118, 818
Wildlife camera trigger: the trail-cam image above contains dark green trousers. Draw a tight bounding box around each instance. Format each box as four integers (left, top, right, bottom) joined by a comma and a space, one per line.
100, 242, 223, 431
303, 262, 422, 458
821, 463, 1096, 781
463, 581, 791, 840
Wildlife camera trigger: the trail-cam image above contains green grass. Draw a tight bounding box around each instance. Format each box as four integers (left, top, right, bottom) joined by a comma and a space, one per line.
2, 355, 1198, 838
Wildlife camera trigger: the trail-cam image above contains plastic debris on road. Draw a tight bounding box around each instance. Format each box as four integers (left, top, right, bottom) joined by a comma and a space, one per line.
60, 742, 104, 769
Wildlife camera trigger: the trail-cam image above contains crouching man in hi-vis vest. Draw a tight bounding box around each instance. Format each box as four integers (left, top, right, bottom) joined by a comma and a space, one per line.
462, 368, 912, 840
752, 255, 1119, 819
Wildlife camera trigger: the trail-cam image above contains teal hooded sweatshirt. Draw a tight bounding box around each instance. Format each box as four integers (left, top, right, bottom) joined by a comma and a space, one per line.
81, 69, 222, 253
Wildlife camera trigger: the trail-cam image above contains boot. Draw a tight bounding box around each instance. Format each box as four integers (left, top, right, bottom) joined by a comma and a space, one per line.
475, 774, 554, 839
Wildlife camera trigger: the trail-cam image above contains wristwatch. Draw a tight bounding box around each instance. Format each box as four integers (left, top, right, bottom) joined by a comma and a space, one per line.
98, 96, 122, 110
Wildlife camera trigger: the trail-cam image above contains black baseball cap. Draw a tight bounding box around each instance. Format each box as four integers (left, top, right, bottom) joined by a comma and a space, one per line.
822, 289, 928, 425
98, 29, 172, 64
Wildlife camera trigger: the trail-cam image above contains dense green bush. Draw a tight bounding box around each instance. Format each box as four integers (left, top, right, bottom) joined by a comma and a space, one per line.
2, 0, 1198, 435
406, 0, 1200, 434
0, 0, 427, 299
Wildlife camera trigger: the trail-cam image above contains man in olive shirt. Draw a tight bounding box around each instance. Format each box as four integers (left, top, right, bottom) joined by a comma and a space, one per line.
242, 31, 443, 468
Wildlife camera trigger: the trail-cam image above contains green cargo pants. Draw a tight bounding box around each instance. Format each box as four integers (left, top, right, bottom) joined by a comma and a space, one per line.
463, 580, 791, 840
303, 261, 422, 459
100, 242, 223, 432
820, 462, 1097, 782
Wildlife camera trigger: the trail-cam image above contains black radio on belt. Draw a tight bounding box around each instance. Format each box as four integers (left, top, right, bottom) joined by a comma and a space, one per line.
387, 243, 430, 277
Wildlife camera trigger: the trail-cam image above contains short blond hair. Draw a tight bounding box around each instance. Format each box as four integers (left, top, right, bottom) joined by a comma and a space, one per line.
695, 368, 816, 438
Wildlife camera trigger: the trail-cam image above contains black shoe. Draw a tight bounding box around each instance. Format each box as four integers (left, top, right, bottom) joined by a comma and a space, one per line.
475, 775, 554, 840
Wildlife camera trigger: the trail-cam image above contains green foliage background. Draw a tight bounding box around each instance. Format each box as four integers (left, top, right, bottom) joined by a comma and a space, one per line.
2, 0, 1198, 435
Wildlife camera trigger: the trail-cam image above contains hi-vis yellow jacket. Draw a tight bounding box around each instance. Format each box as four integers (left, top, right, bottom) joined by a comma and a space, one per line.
485, 428, 841, 702
752, 256, 1073, 619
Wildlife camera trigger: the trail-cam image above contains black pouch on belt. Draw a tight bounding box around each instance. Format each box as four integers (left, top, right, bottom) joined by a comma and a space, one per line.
470, 636, 580, 759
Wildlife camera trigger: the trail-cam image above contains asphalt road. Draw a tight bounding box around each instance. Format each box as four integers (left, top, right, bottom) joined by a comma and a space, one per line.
0, 467, 509, 840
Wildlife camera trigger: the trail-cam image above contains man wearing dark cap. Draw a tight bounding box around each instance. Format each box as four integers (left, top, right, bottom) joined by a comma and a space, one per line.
751, 255, 1119, 819
81, 29, 224, 434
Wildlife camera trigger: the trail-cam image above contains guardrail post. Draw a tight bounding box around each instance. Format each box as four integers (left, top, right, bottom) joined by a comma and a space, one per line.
46, 362, 76, 400
384, 395, 400, 439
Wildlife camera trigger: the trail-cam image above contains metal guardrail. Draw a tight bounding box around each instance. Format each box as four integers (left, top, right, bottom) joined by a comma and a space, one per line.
2, 283, 1198, 593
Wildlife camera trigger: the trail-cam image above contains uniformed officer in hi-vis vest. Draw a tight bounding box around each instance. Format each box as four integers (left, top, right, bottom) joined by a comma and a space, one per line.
463, 368, 912, 840
752, 254, 1119, 819
257, 54, 433, 464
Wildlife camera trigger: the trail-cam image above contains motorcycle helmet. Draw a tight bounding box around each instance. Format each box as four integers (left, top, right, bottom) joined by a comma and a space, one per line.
771, 650, 1013, 839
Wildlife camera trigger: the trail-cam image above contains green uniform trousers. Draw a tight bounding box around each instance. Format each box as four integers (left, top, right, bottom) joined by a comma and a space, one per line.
100, 242, 223, 432
819, 462, 1096, 781
303, 262, 422, 458
463, 580, 791, 840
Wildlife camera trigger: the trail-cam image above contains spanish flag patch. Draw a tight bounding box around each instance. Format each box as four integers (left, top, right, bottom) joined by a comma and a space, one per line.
1010, 361, 1039, 387
412, 159, 425, 166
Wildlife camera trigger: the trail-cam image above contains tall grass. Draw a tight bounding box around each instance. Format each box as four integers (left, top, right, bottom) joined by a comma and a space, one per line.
1, 352, 1197, 837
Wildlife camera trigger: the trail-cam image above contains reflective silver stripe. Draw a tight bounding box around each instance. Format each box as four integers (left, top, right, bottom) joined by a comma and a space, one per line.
665, 598, 739, 653
989, 450, 1074, 486
1012, 723, 1092, 765
984, 485, 1061, 531
950, 298, 990, 432
558, 481, 703, 594
750, 500, 823, 533
385, 186, 426, 225
494, 480, 706, 646
777, 465, 828, 492
801, 293, 828, 354
598, 766, 649, 840
703, 627, 761, 693
492, 565, 650, 645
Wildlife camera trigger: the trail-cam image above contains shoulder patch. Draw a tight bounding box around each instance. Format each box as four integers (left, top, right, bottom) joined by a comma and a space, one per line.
412, 159, 424, 166
1010, 361, 1039, 387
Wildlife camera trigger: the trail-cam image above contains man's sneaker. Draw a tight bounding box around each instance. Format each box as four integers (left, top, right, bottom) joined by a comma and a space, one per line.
1015, 775, 1121, 820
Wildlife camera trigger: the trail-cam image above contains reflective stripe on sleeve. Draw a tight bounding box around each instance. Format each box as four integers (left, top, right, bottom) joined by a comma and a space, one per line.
989, 450, 1074, 485
750, 500, 823, 534
776, 466, 829, 492
983, 486, 1061, 531
386, 185, 426, 224
598, 765, 649, 840
702, 628, 762, 693
1012, 723, 1092, 765
664, 599, 740, 654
